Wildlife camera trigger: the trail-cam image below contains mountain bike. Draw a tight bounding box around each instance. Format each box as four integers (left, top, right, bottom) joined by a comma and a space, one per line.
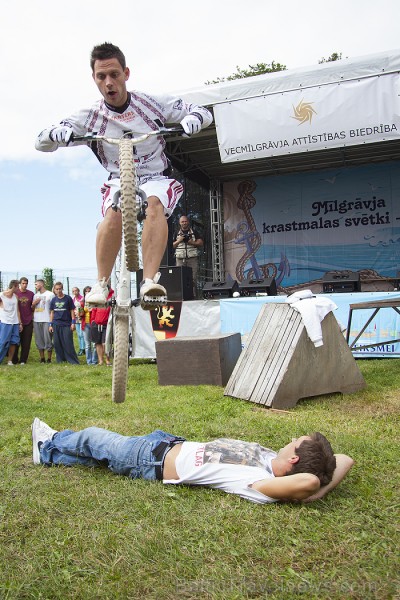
72, 127, 182, 403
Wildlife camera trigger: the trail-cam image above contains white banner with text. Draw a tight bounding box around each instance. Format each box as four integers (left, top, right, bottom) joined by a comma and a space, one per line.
215, 73, 400, 162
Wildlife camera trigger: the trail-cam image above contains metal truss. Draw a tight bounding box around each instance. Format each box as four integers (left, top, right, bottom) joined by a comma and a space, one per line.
209, 179, 225, 281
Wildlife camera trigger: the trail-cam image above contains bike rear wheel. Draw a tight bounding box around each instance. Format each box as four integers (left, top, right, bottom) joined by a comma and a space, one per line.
119, 138, 139, 272
111, 309, 130, 403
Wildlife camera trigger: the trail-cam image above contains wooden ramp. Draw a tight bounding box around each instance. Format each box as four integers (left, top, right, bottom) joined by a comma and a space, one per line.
224, 303, 366, 409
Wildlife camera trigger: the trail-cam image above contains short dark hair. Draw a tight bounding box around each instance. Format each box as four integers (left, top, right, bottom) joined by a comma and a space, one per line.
290, 432, 336, 487
90, 42, 126, 71
19, 277, 28, 284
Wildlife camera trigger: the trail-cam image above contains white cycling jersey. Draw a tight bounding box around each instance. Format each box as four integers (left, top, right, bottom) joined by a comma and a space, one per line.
35, 91, 213, 184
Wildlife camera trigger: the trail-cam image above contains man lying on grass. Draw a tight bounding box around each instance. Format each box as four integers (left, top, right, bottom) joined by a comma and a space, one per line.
32, 418, 354, 504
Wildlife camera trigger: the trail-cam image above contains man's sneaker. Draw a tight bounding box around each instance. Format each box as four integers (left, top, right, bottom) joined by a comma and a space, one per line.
140, 272, 167, 310
7, 361, 14, 366
85, 278, 109, 307
31, 417, 58, 465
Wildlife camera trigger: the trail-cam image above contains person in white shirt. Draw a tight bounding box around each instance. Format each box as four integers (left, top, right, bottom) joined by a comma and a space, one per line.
35, 42, 213, 311
31, 419, 354, 504
0, 280, 23, 365
32, 279, 55, 363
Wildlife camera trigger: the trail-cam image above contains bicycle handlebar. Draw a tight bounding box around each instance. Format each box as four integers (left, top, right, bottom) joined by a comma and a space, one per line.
71, 125, 184, 144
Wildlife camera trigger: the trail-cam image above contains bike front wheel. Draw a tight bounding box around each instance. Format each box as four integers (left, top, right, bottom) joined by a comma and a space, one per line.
112, 310, 130, 403
119, 138, 139, 272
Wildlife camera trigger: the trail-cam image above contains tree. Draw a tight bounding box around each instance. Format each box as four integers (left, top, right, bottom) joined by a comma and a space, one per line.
318, 52, 342, 64
206, 61, 286, 85
42, 267, 54, 291
206, 53, 343, 85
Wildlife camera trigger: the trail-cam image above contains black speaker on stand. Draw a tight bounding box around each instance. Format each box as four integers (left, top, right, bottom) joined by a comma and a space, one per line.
136, 266, 193, 301
238, 277, 277, 296
322, 271, 361, 293
202, 280, 239, 299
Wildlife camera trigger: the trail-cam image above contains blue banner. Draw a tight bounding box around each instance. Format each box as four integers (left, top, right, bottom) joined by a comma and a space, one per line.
223, 161, 400, 289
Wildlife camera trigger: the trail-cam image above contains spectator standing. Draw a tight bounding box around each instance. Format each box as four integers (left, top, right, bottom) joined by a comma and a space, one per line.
172, 215, 203, 298
49, 282, 79, 365
12, 277, 35, 365
32, 279, 55, 363
90, 287, 113, 366
81, 286, 98, 365
71, 287, 85, 355
0, 280, 23, 365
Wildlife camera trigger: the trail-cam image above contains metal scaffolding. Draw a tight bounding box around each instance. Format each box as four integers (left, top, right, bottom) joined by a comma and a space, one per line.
209, 179, 224, 282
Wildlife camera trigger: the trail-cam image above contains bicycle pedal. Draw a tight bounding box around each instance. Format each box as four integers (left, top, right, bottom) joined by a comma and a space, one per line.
140, 294, 168, 311
85, 299, 107, 308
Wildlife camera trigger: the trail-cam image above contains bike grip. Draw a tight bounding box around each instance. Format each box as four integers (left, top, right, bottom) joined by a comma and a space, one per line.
162, 125, 185, 135
70, 132, 98, 142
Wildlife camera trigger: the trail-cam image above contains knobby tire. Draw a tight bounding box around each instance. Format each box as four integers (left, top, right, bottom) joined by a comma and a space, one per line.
112, 310, 130, 403
119, 138, 139, 272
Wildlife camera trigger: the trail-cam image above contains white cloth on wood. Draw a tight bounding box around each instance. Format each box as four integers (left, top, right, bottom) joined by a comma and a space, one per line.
286, 290, 338, 347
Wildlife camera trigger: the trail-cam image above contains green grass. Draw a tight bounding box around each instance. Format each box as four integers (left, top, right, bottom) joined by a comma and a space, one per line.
0, 346, 399, 599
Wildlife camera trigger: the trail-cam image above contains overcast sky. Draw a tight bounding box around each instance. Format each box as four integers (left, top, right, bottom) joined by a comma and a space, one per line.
2, 0, 400, 283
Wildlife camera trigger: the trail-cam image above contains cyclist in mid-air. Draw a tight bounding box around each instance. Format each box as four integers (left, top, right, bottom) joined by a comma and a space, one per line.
35, 42, 213, 310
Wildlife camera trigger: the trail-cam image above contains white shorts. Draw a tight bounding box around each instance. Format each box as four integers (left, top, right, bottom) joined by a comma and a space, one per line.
101, 177, 183, 219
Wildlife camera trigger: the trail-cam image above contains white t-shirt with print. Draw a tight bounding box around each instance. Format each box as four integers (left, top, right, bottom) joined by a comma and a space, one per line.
163, 438, 278, 504
0, 293, 19, 325
33, 291, 55, 323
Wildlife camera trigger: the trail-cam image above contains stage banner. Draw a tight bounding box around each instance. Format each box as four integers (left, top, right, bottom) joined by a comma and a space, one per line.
223, 161, 400, 289
220, 294, 400, 358
214, 73, 400, 162
133, 300, 221, 358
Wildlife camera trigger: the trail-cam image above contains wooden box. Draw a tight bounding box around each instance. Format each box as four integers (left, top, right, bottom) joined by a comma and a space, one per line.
156, 333, 242, 386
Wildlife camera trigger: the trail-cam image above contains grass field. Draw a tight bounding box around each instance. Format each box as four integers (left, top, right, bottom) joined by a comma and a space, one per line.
0, 345, 399, 599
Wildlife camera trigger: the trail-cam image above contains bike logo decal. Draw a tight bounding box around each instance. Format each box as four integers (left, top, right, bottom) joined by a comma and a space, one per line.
291, 99, 317, 125
150, 302, 182, 340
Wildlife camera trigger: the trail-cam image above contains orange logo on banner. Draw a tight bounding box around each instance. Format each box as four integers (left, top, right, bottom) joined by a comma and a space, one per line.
292, 100, 317, 125
150, 302, 182, 340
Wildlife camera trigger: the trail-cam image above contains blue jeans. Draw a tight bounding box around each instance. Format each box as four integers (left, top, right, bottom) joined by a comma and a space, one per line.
40, 428, 186, 480
76, 323, 85, 351
83, 324, 98, 364
0, 323, 20, 363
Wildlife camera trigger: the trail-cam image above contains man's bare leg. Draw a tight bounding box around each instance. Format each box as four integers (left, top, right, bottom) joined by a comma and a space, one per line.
140, 195, 168, 309
87, 196, 168, 309
85, 209, 122, 306
141, 196, 167, 279
7, 344, 16, 364
96, 209, 122, 280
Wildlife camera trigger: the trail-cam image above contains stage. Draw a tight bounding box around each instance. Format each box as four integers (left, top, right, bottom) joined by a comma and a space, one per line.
133, 292, 400, 359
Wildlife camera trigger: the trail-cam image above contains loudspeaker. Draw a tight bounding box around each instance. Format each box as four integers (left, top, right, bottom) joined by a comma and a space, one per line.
136, 266, 193, 301
238, 277, 277, 297
322, 271, 361, 293
202, 280, 239, 299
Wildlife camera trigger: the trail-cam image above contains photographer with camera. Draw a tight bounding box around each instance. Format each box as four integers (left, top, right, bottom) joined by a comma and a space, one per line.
173, 215, 204, 298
